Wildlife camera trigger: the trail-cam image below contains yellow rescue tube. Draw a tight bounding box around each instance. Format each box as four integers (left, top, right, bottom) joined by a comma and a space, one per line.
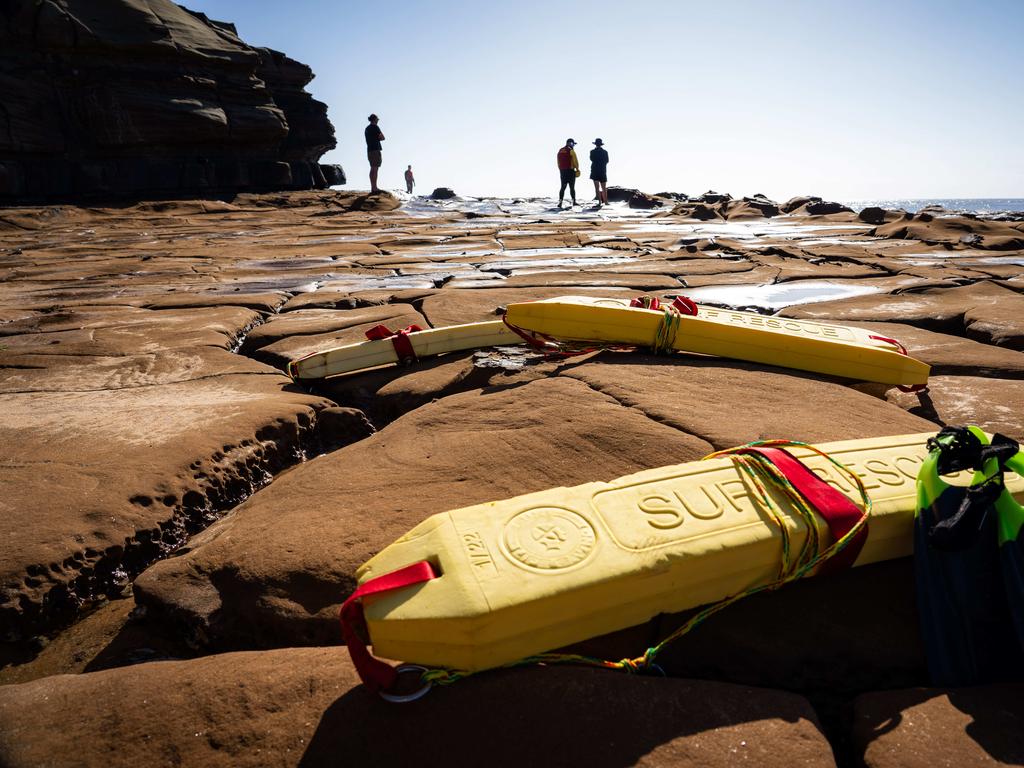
360, 432, 1024, 672
288, 320, 519, 379
504, 295, 930, 387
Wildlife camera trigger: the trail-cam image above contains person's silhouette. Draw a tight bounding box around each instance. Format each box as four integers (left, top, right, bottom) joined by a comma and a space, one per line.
556, 138, 580, 208
365, 114, 385, 193
590, 139, 609, 206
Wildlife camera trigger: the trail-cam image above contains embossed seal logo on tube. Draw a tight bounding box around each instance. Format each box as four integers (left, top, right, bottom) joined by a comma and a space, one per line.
502, 507, 597, 571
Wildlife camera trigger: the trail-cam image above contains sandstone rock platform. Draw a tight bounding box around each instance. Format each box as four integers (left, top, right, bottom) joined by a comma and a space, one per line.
1, 190, 1022, 764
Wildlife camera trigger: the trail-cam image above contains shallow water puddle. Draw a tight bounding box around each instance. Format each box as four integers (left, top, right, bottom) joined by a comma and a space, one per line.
316, 276, 439, 291
617, 220, 869, 241
226, 257, 337, 270
487, 256, 635, 273
497, 246, 620, 258
680, 280, 881, 310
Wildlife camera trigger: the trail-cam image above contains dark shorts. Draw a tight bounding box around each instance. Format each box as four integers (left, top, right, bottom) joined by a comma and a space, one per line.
590, 170, 607, 183
368, 150, 382, 168
559, 168, 576, 184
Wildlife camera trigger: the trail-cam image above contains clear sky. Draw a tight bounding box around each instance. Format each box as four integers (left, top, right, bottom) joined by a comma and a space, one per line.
186, 0, 1023, 200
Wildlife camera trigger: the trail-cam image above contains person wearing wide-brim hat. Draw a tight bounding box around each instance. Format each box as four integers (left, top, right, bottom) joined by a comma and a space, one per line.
589, 138, 609, 206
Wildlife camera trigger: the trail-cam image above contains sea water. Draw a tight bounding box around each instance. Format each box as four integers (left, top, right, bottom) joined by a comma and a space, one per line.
842, 199, 1024, 215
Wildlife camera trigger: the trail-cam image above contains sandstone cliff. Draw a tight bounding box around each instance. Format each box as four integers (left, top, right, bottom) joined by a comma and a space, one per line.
0, 0, 345, 202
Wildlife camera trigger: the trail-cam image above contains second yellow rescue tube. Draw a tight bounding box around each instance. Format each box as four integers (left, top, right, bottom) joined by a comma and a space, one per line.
504, 295, 930, 387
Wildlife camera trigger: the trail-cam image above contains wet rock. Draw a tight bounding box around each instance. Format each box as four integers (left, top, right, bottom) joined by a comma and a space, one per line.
446, 271, 681, 292
606, 186, 642, 202
654, 191, 688, 200
0, 649, 836, 768
0, 0, 338, 202
133, 377, 713, 649
780, 281, 1024, 346
628, 192, 665, 209
858, 206, 903, 225
852, 684, 1024, 767
606, 257, 754, 280
805, 200, 854, 216
697, 190, 732, 204
431, 187, 457, 200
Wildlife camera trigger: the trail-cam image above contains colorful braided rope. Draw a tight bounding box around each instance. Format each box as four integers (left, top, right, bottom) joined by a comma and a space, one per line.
421, 439, 872, 688
651, 306, 682, 354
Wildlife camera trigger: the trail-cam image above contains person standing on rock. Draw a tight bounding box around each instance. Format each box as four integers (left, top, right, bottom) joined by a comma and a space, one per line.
365, 114, 385, 193
590, 138, 609, 206
404, 165, 415, 195
556, 138, 580, 208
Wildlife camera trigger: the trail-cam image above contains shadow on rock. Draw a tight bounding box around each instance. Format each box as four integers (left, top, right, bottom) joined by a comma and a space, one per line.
852, 683, 1024, 766
299, 666, 832, 768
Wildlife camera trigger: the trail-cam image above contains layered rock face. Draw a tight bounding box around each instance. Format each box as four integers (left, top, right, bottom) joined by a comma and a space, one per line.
0, 0, 344, 202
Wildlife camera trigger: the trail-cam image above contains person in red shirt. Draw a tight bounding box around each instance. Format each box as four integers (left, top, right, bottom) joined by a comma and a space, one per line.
556, 138, 580, 208
404, 165, 415, 194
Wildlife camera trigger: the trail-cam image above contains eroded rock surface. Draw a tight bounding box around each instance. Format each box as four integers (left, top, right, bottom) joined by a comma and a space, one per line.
0, 302, 332, 641
133, 377, 715, 649
1, 190, 1022, 765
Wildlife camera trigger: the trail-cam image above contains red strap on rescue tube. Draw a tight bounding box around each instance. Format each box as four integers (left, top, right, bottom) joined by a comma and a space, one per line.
340, 561, 438, 693
740, 446, 868, 573
670, 296, 699, 316
868, 334, 927, 394
365, 324, 424, 364
629, 295, 699, 316
630, 295, 662, 310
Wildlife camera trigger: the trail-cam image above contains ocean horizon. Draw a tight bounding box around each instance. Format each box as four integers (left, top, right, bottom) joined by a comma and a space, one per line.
840, 198, 1024, 214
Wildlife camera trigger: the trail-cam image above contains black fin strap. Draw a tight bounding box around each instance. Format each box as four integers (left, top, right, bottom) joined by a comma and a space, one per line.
982, 433, 1021, 470
927, 426, 983, 475
928, 478, 1003, 551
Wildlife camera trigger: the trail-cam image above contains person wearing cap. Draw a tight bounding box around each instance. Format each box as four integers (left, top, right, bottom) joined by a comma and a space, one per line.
590, 138, 609, 206
365, 114, 385, 193
556, 138, 580, 208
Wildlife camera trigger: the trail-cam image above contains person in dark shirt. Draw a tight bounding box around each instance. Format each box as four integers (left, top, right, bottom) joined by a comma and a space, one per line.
365, 114, 385, 193
590, 138, 609, 206
404, 165, 415, 194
